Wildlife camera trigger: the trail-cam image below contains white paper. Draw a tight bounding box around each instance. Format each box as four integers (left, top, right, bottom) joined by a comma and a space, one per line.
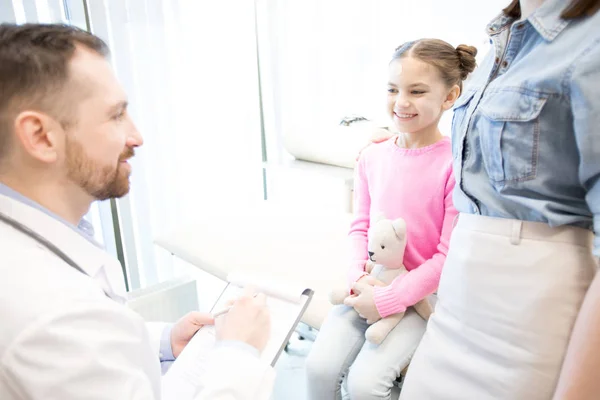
161, 279, 312, 400
161, 325, 217, 398
210, 284, 308, 363
226, 271, 308, 304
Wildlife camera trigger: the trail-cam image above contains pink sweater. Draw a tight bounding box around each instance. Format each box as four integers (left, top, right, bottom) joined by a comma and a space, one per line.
348, 136, 457, 318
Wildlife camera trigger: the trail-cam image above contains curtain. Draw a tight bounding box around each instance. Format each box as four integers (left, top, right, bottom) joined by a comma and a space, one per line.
87, 0, 265, 289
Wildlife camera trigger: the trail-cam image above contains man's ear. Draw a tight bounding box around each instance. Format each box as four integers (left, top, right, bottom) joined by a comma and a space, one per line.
13, 111, 62, 164
442, 85, 461, 111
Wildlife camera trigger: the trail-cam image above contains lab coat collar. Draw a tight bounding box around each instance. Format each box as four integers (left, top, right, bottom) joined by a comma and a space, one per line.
0, 193, 127, 303
0, 182, 101, 246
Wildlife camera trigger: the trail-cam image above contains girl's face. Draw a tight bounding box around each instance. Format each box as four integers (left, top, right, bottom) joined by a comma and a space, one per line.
387, 56, 458, 135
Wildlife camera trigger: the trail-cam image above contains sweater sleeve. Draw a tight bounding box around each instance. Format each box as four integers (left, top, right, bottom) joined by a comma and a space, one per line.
347, 154, 371, 289
373, 169, 457, 318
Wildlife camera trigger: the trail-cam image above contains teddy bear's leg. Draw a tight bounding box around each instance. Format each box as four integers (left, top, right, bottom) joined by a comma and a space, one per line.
412, 298, 434, 320
365, 312, 405, 345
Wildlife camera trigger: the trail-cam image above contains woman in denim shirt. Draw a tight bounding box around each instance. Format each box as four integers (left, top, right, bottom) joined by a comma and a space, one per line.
387, 0, 600, 399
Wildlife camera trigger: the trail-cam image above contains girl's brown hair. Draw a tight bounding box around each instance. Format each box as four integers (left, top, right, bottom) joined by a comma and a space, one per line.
391, 39, 478, 92
503, 0, 600, 19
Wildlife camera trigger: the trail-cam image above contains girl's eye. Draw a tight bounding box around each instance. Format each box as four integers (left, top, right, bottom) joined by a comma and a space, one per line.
387, 88, 397, 93
411, 90, 425, 95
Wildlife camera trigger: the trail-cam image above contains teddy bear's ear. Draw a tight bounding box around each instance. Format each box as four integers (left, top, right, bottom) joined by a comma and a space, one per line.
371, 212, 386, 224
391, 218, 407, 238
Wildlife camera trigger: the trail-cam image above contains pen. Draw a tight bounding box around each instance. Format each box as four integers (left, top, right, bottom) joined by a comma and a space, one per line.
212, 306, 232, 318
211, 293, 259, 318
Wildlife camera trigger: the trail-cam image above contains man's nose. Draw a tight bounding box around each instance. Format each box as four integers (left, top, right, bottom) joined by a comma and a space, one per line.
127, 123, 144, 148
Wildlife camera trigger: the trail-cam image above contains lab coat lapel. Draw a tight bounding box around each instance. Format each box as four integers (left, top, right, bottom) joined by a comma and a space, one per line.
0, 194, 128, 303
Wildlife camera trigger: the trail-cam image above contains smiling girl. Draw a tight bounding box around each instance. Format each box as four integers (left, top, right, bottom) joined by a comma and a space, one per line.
305, 39, 477, 400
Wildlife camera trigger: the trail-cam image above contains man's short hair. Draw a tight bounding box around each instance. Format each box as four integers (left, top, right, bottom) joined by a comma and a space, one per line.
0, 23, 109, 161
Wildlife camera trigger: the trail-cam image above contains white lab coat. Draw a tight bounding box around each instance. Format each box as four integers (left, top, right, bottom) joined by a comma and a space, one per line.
0, 193, 275, 400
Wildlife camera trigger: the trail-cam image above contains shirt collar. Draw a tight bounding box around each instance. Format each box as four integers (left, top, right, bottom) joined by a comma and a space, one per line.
486, 11, 515, 36
529, 0, 570, 41
486, 0, 571, 42
0, 182, 101, 247
0, 192, 111, 281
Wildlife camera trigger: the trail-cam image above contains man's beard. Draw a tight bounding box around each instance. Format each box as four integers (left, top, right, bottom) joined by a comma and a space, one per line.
66, 138, 134, 201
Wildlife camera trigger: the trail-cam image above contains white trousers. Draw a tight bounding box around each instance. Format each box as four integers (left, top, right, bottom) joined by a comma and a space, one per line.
400, 214, 597, 400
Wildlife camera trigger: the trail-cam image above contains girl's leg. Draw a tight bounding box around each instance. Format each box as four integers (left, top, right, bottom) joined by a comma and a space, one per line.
305, 305, 368, 400
346, 307, 428, 400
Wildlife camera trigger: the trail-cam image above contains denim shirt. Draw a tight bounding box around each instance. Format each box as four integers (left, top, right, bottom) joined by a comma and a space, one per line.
452, 0, 600, 258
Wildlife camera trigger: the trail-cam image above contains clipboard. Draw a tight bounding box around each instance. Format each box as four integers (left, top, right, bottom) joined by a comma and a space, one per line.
161, 271, 313, 399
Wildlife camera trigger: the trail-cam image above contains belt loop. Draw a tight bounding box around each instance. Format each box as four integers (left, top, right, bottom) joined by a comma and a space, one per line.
510, 220, 523, 245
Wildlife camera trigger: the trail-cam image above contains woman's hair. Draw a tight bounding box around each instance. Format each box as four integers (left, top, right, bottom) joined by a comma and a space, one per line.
391, 39, 478, 91
504, 0, 600, 19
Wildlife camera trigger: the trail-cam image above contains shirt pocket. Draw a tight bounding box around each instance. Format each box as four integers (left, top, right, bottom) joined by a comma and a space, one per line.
478, 90, 547, 184
451, 89, 477, 157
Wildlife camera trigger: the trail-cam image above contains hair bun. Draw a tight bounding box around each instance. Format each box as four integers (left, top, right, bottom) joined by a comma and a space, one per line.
456, 44, 478, 80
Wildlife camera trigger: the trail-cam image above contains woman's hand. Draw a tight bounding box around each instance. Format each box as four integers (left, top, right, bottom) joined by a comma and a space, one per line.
356, 128, 395, 160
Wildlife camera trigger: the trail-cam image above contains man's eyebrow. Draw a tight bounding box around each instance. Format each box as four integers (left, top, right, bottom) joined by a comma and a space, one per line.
108, 101, 128, 115
409, 82, 430, 87
387, 82, 397, 87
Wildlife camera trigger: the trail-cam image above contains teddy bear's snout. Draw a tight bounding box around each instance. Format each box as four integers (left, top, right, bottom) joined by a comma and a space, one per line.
368, 251, 375, 261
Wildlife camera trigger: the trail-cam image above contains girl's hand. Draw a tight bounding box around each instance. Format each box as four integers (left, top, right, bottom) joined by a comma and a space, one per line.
357, 274, 387, 287
344, 282, 382, 323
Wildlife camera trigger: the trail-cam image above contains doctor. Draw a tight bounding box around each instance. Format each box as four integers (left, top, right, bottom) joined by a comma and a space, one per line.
0, 23, 274, 399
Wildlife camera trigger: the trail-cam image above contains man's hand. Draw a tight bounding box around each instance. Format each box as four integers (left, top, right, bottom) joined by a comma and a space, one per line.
344, 281, 382, 324
215, 288, 271, 353
171, 312, 215, 358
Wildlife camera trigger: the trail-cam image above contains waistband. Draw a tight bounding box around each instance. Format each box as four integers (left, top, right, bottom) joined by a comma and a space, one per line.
455, 213, 593, 247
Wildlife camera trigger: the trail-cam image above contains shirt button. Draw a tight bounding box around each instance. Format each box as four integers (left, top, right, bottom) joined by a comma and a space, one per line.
516, 24, 525, 30
502, 60, 508, 67
495, 57, 500, 64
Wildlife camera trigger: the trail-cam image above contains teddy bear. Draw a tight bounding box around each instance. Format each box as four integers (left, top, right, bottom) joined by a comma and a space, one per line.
329, 214, 434, 344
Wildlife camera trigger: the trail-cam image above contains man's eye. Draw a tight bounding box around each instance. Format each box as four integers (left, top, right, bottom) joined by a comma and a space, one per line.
387, 88, 397, 93
113, 111, 126, 121
411, 90, 425, 95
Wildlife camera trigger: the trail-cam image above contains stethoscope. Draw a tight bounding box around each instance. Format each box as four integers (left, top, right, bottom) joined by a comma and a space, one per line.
0, 209, 92, 278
